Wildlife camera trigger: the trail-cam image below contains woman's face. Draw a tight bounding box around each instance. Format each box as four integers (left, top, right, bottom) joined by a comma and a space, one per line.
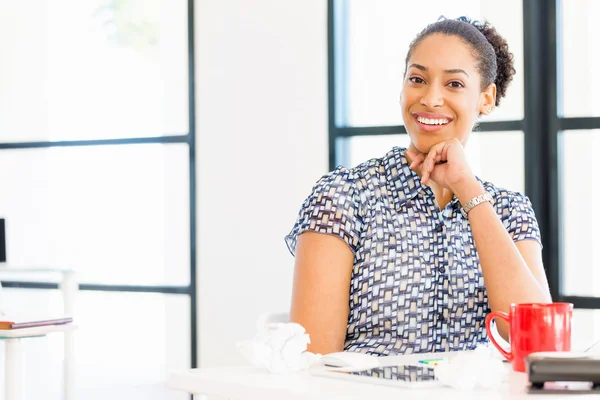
400, 33, 495, 153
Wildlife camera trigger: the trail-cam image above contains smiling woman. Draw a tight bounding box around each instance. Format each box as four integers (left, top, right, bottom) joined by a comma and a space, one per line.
286, 17, 551, 357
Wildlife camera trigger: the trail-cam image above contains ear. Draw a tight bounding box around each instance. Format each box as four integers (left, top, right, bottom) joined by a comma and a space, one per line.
479, 83, 497, 115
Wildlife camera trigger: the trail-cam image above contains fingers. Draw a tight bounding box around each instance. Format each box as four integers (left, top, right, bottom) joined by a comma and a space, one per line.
406, 149, 425, 168
420, 147, 435, 185
407, 139, 460, 185
408, 152, 425, 169
421, 142, 448, 185
405, 148, 418, 160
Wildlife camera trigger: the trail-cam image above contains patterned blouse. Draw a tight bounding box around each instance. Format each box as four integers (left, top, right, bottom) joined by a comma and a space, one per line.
285, 146, 541, 356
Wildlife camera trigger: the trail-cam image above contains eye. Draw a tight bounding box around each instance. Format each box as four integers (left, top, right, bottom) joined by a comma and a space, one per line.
448, 81, 464, 88
408, 76, 425, 84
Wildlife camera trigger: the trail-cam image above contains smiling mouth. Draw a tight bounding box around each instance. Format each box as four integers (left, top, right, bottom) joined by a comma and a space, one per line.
415, 116, 450, 126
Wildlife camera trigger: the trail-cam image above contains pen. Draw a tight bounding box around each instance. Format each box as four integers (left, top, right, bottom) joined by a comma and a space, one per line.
418, 358, 447, 366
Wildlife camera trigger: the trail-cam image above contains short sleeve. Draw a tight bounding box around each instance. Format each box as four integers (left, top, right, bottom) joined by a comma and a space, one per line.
500, 192, 542, 247
285, 166, 364, 256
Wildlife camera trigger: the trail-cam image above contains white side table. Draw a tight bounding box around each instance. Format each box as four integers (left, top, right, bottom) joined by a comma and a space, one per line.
0, 267, 78, 400
0, 325, 76, 400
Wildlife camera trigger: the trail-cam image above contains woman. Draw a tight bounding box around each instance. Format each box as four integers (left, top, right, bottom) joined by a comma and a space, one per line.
285, 17, 551, 356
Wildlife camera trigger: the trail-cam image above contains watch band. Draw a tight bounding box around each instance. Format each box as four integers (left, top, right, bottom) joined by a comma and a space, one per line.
460, 192, 493, 218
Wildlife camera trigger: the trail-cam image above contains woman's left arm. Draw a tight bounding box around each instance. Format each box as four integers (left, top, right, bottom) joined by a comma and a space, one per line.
453, 179, 552, 339
410, 139, 552, 340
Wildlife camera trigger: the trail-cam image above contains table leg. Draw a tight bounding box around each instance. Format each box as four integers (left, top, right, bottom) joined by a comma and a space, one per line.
60, 270, 77, 318
60, 271, 77, 400
63, 330, 75, 400
5, 339, 24, 400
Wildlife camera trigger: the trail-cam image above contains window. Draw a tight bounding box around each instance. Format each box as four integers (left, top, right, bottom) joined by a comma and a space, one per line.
0, 0, 189, 141
560, 0, 600, 118
329, 0, 600, 308
330, 0, 524, 186
558, 0, 600, 301
338, 0, 524, 128
329, 0, 525, 191
561, 130, 600, 297
0, 0, 196, 398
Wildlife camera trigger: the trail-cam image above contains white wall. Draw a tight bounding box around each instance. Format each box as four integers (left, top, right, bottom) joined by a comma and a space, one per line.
195, 0, 328, 366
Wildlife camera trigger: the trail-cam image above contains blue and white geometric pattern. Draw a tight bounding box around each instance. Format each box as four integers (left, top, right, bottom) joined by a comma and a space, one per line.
285, 146, 541, 356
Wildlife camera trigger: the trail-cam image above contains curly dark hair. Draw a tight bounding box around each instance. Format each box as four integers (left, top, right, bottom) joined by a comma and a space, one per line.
405, 16, 515, 106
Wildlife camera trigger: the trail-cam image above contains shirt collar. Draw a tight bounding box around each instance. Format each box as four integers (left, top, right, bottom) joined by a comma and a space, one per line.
384, 146, 477, 211
383, 147, 424, 210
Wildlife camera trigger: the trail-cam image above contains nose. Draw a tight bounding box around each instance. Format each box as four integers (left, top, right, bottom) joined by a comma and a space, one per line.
420, 84, 444, 108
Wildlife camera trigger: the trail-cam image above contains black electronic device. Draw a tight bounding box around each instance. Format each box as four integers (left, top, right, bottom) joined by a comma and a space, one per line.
527, 352, 600, 394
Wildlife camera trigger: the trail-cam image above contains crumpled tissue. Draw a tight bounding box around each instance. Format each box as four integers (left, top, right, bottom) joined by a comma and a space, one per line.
434, 345, 508, 390
237, 321, 322, 374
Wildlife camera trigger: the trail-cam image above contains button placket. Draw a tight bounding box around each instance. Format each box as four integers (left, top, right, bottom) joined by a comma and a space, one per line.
427, 198, 449, 349
437, 213, 450, 347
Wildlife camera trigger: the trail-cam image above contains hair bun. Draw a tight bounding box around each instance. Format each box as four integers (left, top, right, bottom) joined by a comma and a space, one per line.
470, 20, 516, 105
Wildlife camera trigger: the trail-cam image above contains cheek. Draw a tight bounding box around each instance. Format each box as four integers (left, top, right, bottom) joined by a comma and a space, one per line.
400, 89, 419, 113
450, 97, 479, 124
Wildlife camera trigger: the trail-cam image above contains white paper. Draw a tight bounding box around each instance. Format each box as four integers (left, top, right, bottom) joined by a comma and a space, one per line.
434, 345, 508, 390
237, 322, 321, 374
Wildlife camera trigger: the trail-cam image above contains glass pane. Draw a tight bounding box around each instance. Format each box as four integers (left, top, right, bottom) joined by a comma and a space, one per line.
467, 131, 524, 193
0, 0, 188, 142
572, 309, 600, 353
336, 134, 410, 168
0, 144, 190, 286
561, 130, 600, 296
0, 288, 189, 400
560, 0, 600, 117
340, 0, 524, 127
338, 131, 524, 193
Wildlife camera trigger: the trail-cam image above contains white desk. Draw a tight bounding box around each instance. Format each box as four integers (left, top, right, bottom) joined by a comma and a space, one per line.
167, 364, 600, 400
0, 267, 78, 400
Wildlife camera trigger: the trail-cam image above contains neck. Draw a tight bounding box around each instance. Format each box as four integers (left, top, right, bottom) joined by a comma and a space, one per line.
427, 181, 455, 209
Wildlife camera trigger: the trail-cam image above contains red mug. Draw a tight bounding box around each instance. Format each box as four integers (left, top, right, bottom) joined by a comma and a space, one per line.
485, 303, 573, 372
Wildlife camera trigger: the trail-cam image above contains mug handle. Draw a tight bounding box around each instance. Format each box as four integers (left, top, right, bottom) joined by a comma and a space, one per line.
485, 311, 512, 361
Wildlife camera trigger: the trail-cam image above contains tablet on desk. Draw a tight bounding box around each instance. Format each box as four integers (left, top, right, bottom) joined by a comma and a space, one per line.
311, 364, 442, 389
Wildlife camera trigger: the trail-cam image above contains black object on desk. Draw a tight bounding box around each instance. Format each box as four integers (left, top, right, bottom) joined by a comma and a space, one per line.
0, 218, 5, 262
527, 352, 600, 394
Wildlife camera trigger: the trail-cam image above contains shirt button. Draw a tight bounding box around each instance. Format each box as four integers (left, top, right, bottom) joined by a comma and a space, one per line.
439, 267, 446, 274
436, 223, 444, 232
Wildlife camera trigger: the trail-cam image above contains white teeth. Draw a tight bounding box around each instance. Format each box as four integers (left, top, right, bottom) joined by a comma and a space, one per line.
417, 116, 449, 125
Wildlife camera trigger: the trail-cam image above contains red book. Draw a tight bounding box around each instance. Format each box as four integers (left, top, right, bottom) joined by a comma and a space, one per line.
0, 316, 73, 330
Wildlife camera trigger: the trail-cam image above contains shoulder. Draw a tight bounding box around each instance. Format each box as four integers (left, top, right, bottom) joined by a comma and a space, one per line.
479, 180, 535, 218
316, 148, 394, 191
480, 180, 541, 243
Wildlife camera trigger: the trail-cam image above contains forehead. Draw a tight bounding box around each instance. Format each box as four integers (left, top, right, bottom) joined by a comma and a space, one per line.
408, 34, 478, 74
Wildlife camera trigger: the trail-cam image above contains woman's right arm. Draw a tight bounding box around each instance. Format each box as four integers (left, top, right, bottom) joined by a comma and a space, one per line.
289, 231, 354, 355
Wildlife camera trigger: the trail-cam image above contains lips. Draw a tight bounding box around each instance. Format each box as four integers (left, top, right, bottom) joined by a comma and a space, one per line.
411, 112, 453, 132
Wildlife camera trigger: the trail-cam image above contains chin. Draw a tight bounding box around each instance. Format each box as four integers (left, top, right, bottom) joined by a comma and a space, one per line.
408, 128, 459, 154
409, 136, 441, 154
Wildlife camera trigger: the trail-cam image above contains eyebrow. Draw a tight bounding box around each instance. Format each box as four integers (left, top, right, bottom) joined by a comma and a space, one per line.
408, 63, 469, 77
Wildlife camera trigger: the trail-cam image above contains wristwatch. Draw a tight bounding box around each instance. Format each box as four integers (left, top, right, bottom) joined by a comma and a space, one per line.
460, 192, 493, 218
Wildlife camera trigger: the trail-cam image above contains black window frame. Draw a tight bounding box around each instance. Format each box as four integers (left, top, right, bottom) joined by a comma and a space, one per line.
0, 0, 199, 369
328, 0, 600, 308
